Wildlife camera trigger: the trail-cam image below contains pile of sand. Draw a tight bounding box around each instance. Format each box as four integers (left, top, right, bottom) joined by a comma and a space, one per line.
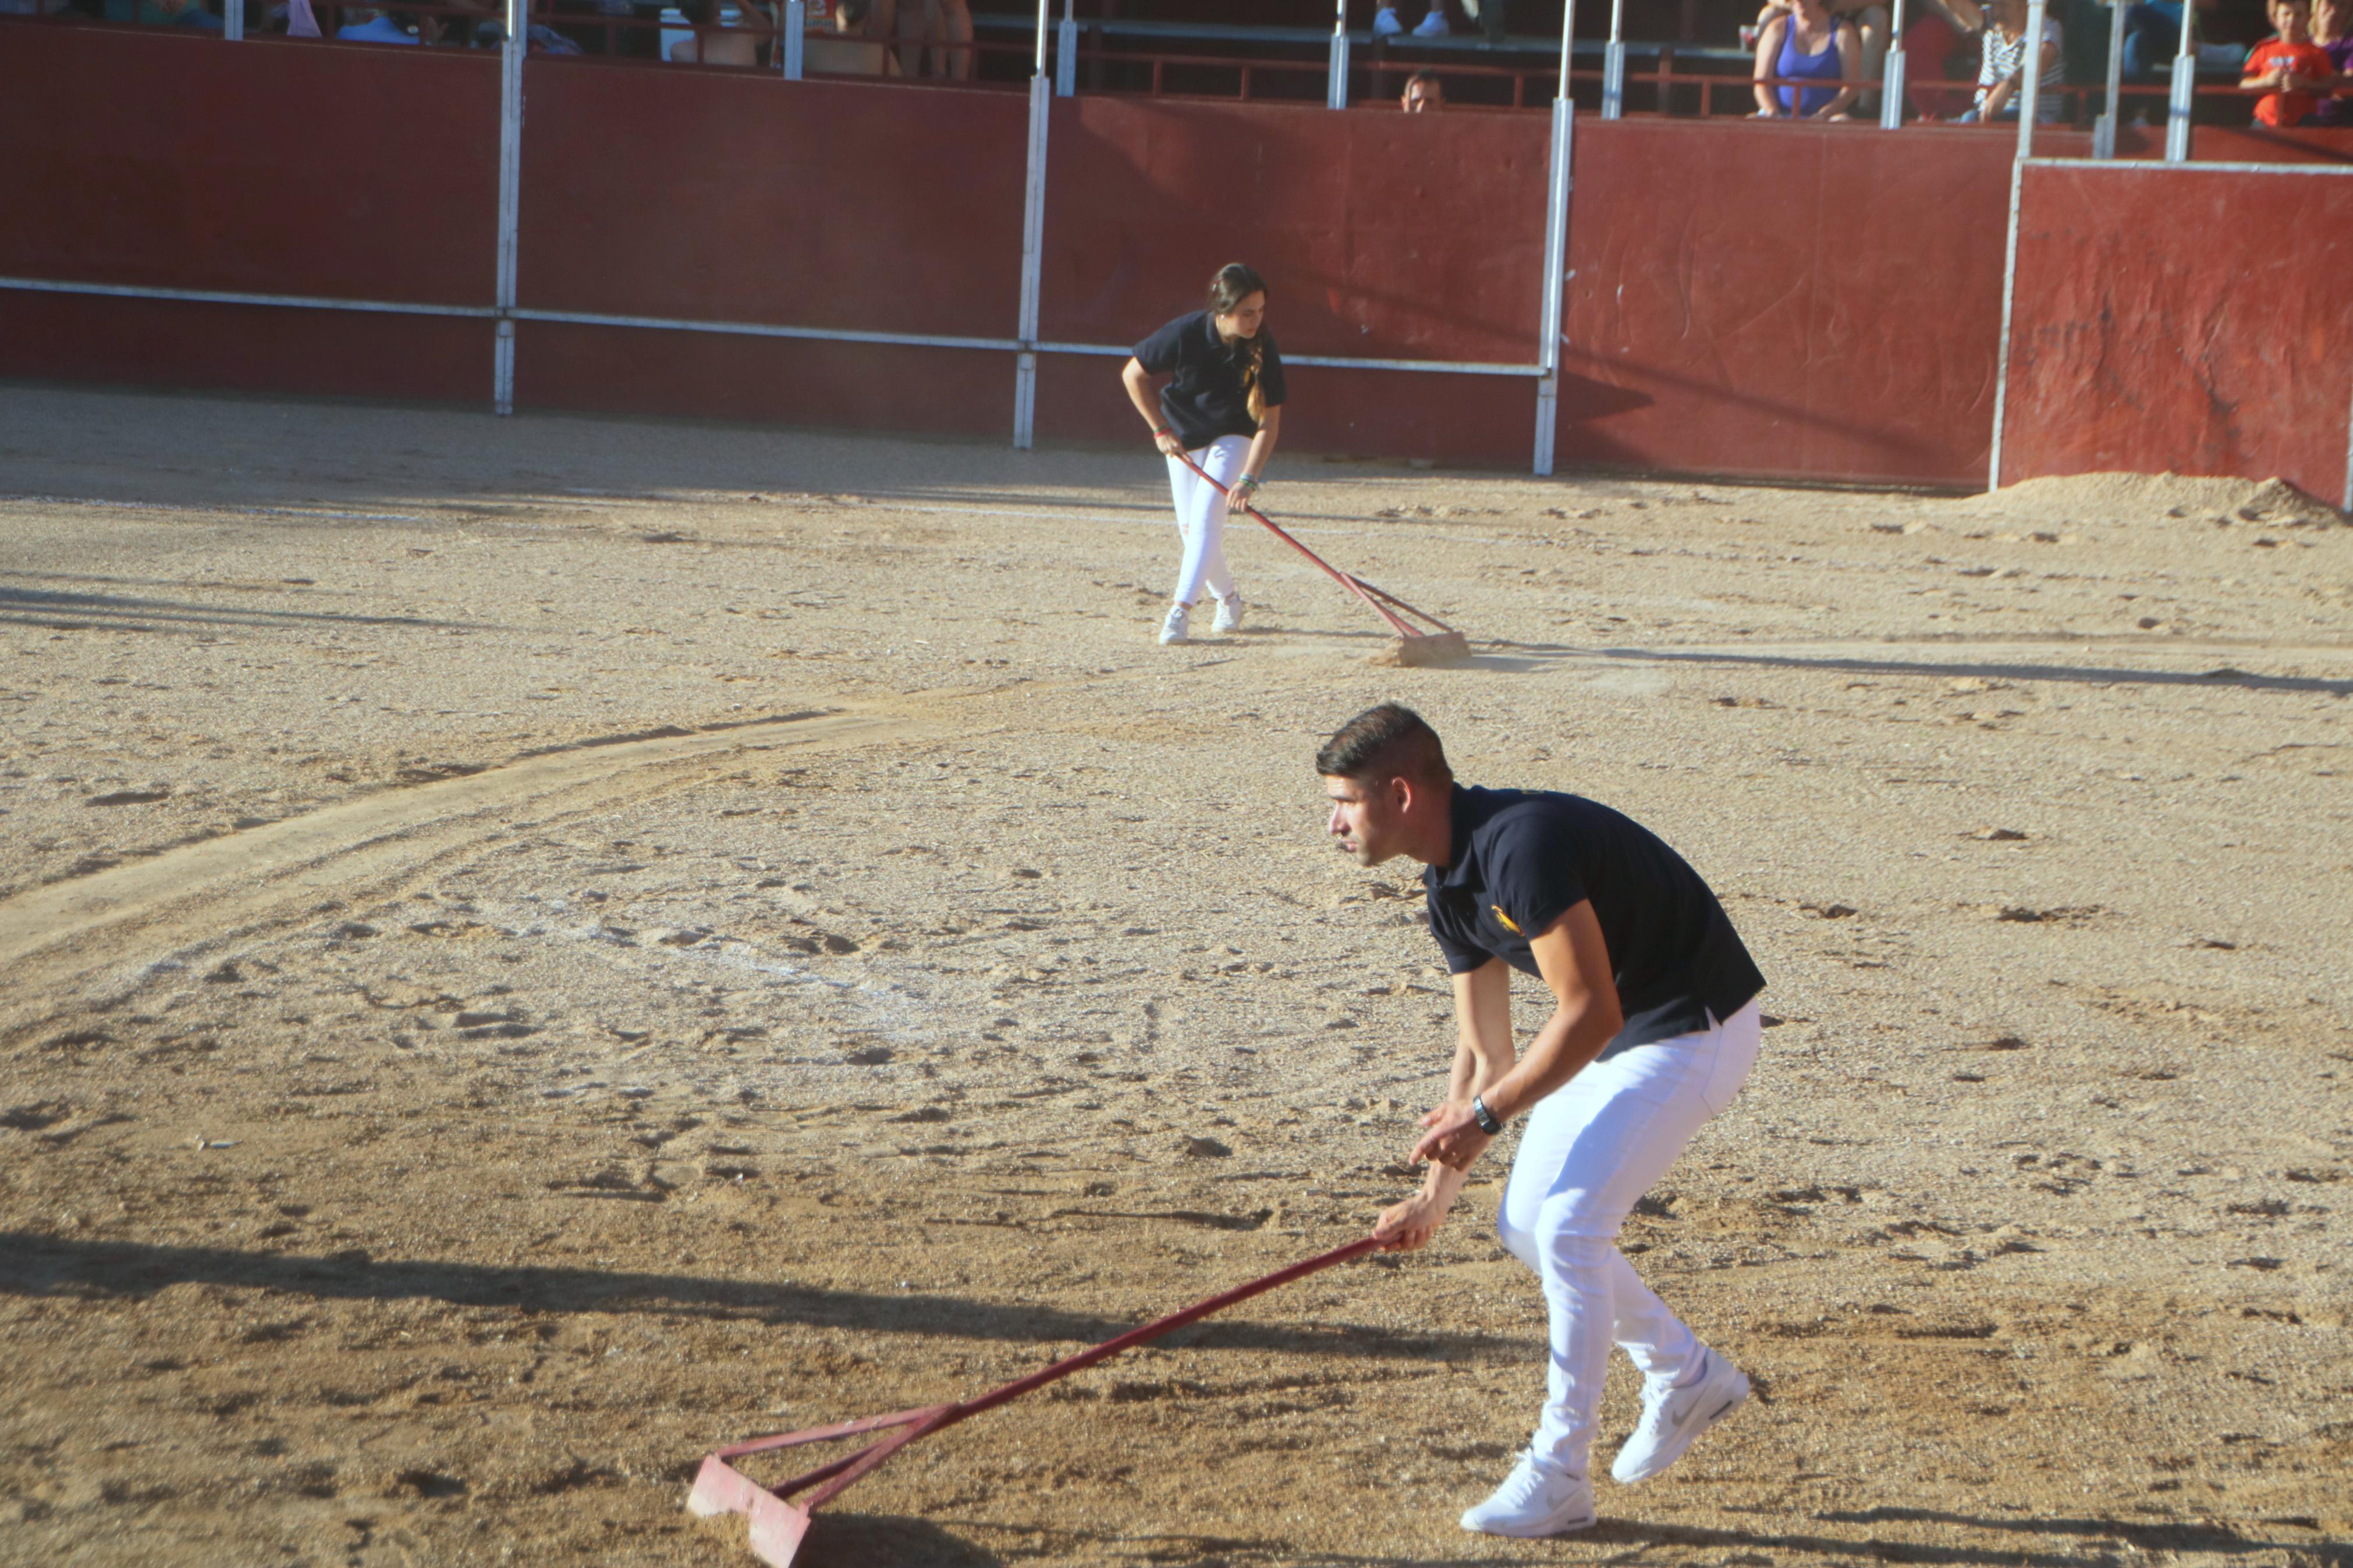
1955, 471, 2348, 529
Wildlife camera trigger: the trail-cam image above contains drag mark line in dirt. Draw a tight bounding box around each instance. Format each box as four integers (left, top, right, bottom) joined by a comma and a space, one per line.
0, 707, 933, 1037
1486, 640, 2353, 694
0, 490, 438, 525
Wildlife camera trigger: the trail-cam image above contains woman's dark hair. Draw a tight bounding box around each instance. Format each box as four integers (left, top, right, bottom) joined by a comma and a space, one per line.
1208, 262, 1269, 426
1316, 703, 1452, 787
679, 0, 715, 24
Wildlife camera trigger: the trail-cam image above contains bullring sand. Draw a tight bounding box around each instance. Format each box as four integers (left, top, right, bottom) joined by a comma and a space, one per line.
1, 384, 2347, 1567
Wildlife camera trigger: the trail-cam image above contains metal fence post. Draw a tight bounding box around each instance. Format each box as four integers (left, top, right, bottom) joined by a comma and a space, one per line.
1534, 0, 1577, 476
1056, 0, 1076, 95
1879, 0, 1907, 127
2165, 1, 2196, 160
494, 0, 524, 415
2015, 0, 2045, 159
2093, 0, 2127, 155
2343, 372, 2353, 511
782, 0, 804, 78
1601, 0, 1625, 117
1014, 0, 1052, 448
1988, 155, 2025, 492
224, 0, 244, 40
1328, 0, 1350, 109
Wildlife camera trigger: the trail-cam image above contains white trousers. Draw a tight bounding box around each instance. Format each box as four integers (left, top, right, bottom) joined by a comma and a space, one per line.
1163, 434, 1247, 606
1495, 1000, 1762, 1475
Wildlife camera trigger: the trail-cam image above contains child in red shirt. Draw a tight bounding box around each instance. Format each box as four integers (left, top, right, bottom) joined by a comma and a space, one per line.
2242, 0, 2334, 126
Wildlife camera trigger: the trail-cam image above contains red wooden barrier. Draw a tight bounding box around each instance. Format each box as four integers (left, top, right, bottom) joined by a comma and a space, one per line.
1553, 118, 2088, 488
0, 290, 488, 405
3, 24, 2344, 491
516, 69, 1026, 336
0, 26, 496, 303
0, 24, 496, 401
1031, 96, 1551, 463
1998, 161, 2353, 500
2114, 123, 2353, 165
1035, 97, 1550, 364
509, 67, 1027, 430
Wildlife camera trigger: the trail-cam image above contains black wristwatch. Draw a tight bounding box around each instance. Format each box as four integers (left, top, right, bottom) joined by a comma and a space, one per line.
1471, 1094, 1504, 1135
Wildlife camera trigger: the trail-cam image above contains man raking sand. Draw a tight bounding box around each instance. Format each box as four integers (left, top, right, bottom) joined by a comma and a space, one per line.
1321, 703, 1768, 1537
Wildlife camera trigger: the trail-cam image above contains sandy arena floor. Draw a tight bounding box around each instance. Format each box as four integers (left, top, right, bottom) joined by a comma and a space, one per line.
1, 383, 2348, 1568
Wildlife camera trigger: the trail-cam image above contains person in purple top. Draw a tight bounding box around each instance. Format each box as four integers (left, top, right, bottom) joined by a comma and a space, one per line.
1752, 0, 1864, 118
2313, 0, 2353, 123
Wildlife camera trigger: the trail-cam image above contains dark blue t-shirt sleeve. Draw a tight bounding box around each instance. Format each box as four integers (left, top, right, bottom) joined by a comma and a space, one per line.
1430, 903, 1489, 975
1488, 809, 1589, 944
1259, 337, 1287, 409
1133, 315, 1190, 375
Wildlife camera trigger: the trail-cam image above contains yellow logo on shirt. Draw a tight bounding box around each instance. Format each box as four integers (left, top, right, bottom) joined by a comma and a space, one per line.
1490, 905, 1521, 934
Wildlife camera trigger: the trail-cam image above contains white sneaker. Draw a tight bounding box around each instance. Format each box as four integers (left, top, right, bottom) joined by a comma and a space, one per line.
1610, 1345, 1751, 1485
1458, 1448, 1595, 1538
1211, 592, 1243, 634
1412, 7, 1449, 35
1373, 4, 1403, 33
1157, 602, 1191, 645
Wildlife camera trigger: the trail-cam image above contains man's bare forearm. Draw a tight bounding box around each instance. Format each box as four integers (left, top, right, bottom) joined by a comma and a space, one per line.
1481, 995, 1617, 1123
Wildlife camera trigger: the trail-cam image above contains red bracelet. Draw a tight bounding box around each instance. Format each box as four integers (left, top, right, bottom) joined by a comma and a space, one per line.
1152, 426, 1172, 438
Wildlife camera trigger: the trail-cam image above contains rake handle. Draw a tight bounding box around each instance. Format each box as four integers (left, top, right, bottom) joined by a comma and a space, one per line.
946, 1233, 1385, 1427
784, 1232, 1386, 1507
1167, 450, 1433, 640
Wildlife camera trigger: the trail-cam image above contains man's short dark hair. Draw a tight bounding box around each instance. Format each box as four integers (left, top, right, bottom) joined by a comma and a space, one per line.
1316, 703, 1452, 786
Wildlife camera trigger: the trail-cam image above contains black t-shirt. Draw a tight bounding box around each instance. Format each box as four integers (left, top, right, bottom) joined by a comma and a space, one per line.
1131, 311, 1287, 449
1423, 785, 1765, 1055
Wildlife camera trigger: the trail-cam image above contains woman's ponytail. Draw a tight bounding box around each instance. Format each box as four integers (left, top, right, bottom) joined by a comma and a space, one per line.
1207, 262, 1270, 427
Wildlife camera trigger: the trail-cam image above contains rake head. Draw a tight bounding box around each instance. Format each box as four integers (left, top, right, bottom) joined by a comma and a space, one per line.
687, 1454, 812, 1567
683, 1237, 1384, 1566
1375, 628, 1472, 667
686, 1403, 953, 1568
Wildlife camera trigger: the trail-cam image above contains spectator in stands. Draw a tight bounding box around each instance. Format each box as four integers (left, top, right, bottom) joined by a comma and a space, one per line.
1375, 2, 1453, 38
1752, 0, 1864, 116
1754, 0, 1893, 99
1402, 70, 1446, 109
2313, 0, 2352, 122
1884, 0, 1981, 118
808, 0, 897, 73
670, 0, 768, 63
891, 0, 971, 78
2240, 0, 2333, 119
2118, 0, 2229, 81
1948, 0, 2064, 118
337, 5, 428, 40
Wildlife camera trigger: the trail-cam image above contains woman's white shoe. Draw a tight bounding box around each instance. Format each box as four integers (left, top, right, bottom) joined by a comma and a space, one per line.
1158, 603, 1191, 645
1211, 592, 1243, 634
1458, 1448, 1596, 1537
1610, 1345, 1751, 1484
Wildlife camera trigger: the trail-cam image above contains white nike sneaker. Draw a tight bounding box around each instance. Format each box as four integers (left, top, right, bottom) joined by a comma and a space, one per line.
1412, 7, 1449, 35
1373, 3, 1404, 33
1211, 592, 1243, 634
1610, 1345, 1751, 1485
1458, 1448, 1596, 1538
1157, 602, 1191, 645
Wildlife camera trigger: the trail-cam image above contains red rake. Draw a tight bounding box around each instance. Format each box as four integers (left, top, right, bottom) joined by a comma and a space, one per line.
686, 1233, 1384, 1566
1170, 451, 1471, 666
